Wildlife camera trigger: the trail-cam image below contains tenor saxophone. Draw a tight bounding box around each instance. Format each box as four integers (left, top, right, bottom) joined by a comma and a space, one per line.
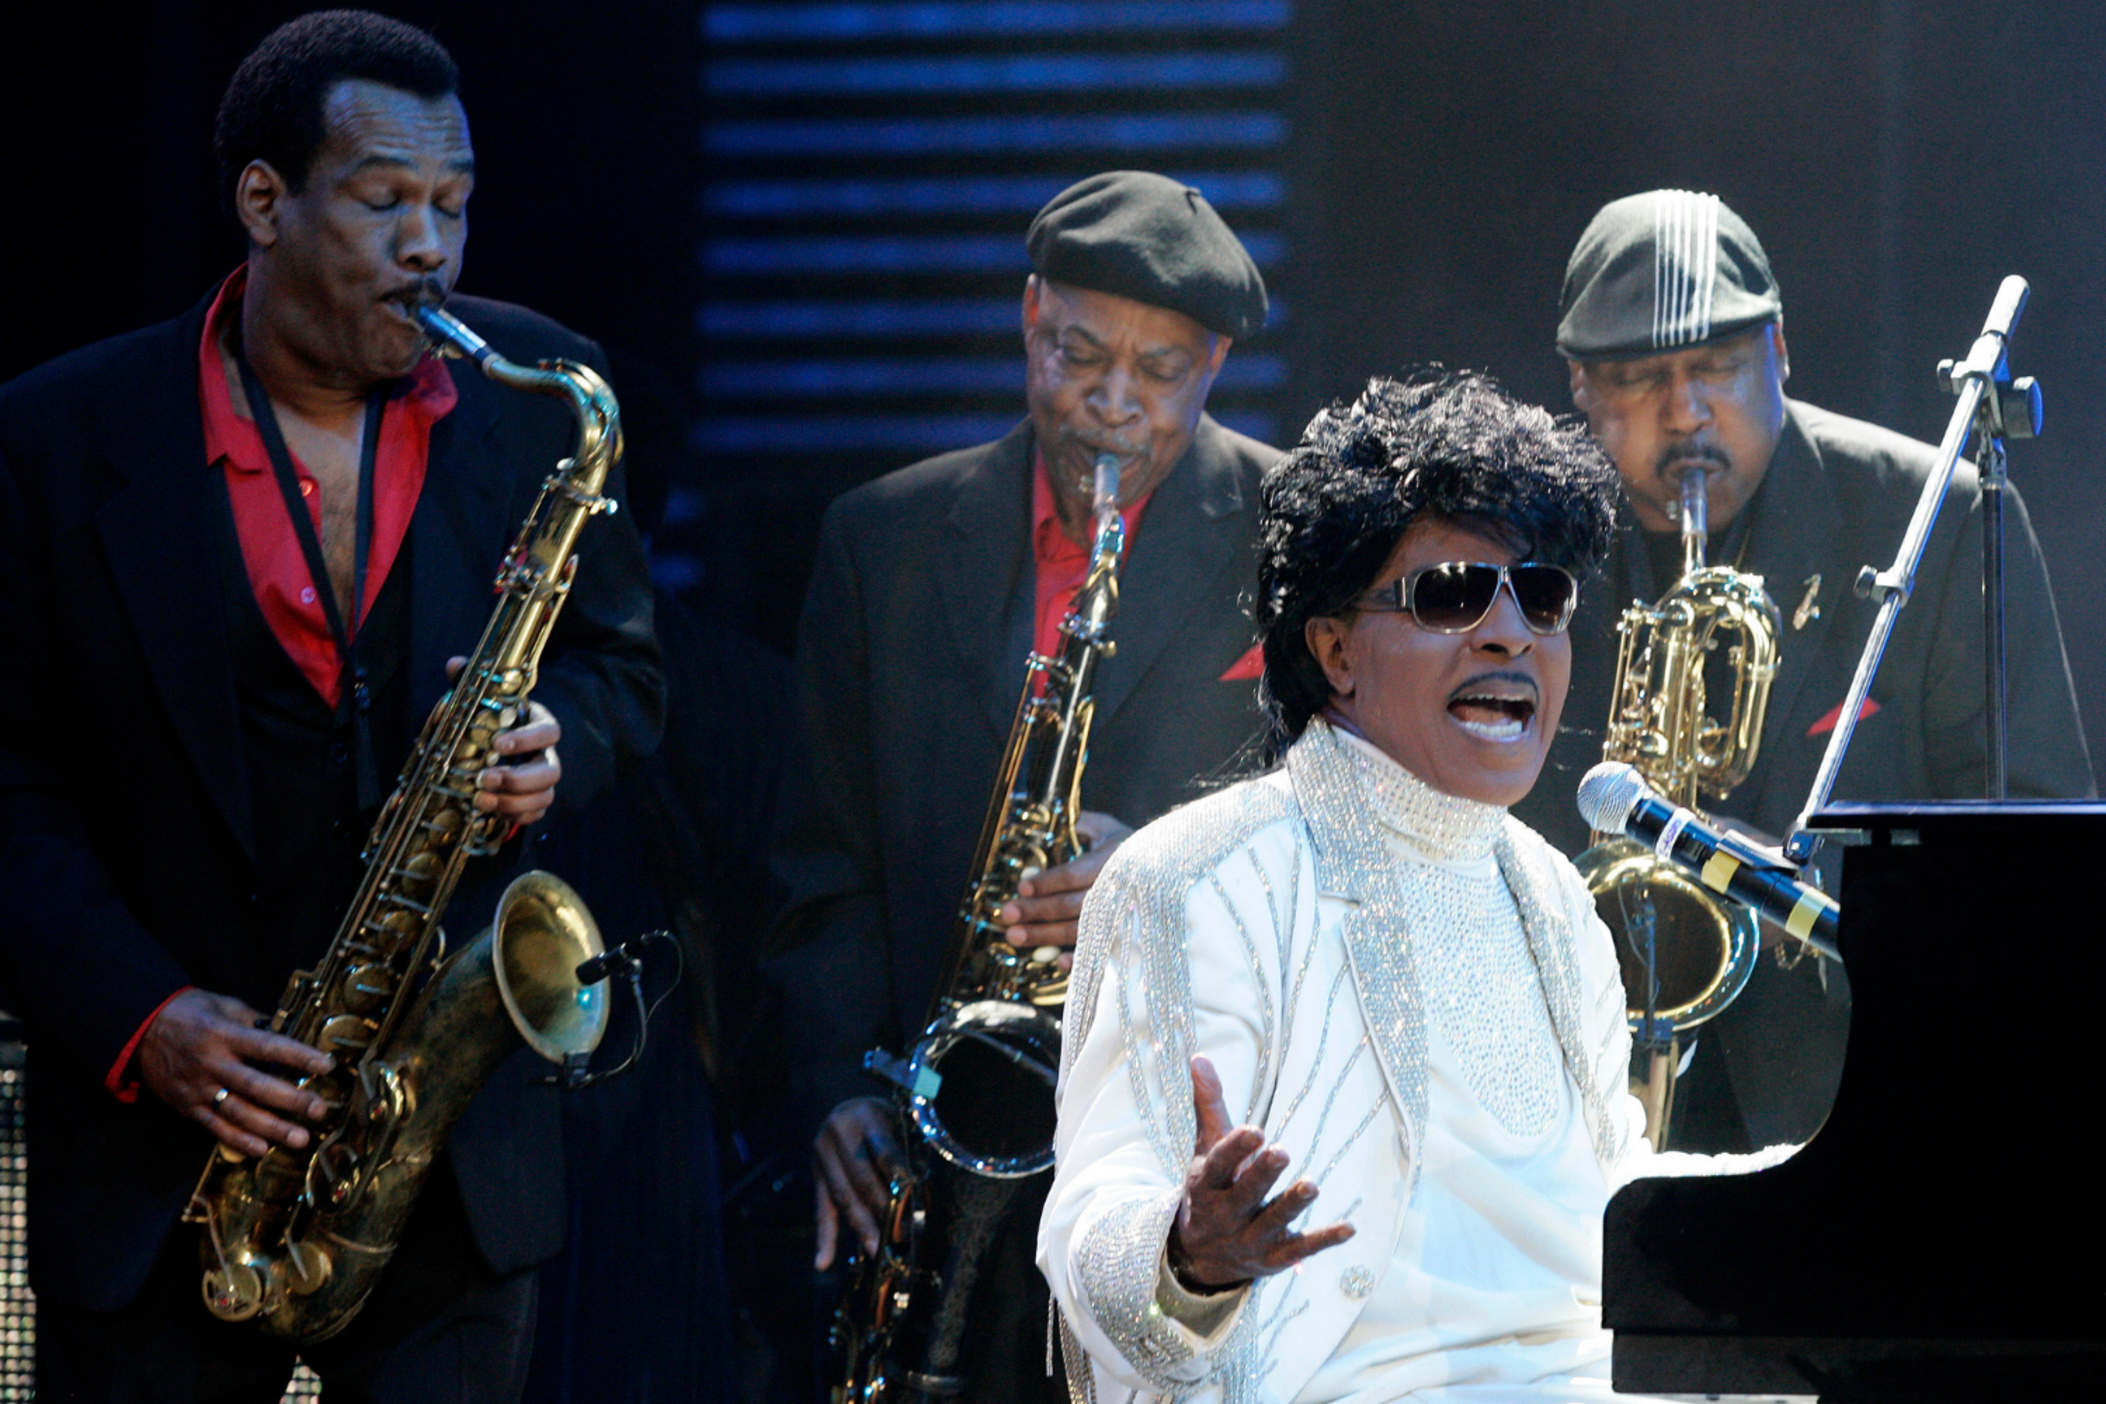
183, 305, 620, 1341
832, 456, 1128, 1403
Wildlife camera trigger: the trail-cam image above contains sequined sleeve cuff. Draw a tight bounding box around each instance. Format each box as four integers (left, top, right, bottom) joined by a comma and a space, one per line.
1154, 1242, 1246, 1339
1075, 1190, 1231, 1389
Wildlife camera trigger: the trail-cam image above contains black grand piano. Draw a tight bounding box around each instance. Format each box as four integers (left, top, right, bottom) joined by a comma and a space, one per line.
1605, 802, 2106, 1401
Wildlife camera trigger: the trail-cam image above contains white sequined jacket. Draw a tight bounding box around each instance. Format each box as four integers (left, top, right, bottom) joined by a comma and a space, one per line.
1038, 719, 1645, 1403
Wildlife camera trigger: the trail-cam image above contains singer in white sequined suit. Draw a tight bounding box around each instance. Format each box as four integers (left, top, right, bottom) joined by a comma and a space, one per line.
1041, 372, 1730, 1403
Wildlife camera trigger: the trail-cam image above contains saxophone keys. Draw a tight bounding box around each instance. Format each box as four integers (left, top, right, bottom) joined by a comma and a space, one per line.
340, 964, 396, 1014
313, 1138, 364, 1207
202, 1260, 266, 1321
284, 1237, 332, 1295
319, 1014, 377, 1056
396, 851, 442, 884
295, 1073, 343, 1121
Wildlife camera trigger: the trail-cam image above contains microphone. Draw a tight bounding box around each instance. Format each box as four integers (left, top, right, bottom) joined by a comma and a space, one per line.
1577, 762, 1841, 961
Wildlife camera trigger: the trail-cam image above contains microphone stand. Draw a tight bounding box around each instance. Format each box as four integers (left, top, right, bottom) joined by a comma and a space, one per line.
1957, 361, 2042, 799
1784, 276, 2045, 862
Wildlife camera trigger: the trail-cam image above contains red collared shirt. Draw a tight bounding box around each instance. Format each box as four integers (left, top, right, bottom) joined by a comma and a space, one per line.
1030, 451, 1150, 663
106, 272, 459, 1104
197, 267, 457, 708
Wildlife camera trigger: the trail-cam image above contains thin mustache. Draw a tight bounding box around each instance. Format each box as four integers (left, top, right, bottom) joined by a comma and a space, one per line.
1054, 425, 1141, 455
385, 279, 447, 309
1652, 441, 1730, 478
1449, 669, 1540, 705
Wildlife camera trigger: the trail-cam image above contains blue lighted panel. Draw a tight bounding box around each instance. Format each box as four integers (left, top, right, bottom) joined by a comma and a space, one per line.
697, 0, 1293, 477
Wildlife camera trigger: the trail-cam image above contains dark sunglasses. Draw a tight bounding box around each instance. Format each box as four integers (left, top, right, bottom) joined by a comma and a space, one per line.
1356, 561, 1579, 635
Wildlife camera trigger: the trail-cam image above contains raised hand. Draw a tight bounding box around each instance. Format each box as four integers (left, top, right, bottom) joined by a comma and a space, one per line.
1168, 1054, 1354, 1291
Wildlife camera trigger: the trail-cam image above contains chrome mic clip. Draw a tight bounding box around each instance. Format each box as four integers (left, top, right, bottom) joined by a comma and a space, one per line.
536, 930, 679, 1091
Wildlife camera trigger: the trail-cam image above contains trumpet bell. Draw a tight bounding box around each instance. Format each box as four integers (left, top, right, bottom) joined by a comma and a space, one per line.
490, 870, 610, 1063
1576, 837, 1759, 1031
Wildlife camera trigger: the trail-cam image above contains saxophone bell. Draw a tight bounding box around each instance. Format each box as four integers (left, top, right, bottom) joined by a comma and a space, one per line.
490, 870, 612, 1065
870, 999, 1061, 1180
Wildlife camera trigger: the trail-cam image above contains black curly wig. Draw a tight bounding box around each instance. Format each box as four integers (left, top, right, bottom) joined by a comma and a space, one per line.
214, 10, 459, 218
1254, 369, 1620, 749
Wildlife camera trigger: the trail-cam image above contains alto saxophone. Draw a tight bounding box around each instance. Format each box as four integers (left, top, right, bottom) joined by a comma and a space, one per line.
183, 306, 621, 1340
832, 456, 1128, 1403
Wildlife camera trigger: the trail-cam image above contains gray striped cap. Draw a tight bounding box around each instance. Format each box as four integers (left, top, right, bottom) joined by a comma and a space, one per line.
1557, 190, 1781, 359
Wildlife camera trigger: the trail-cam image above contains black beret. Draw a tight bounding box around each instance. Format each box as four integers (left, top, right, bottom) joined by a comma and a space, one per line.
1027, 171, 1268, 341
1558, 190, 1782, 360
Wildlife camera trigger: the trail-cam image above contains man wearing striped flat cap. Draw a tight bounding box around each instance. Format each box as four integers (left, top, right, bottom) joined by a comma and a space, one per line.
1516, 188, 2093, 1154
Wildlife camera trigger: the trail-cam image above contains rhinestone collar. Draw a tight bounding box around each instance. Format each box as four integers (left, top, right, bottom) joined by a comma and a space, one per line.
1319, 717, 1506, 863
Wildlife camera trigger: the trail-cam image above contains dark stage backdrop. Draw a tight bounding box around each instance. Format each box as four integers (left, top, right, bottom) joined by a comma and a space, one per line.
12, 0, 2106, 754
1287, 0, 2106, 772
8, 1, 2106, 1398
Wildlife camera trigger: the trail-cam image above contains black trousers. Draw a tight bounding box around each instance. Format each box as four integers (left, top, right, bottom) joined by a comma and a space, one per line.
954, 1175, 1067, 1404
37, 1164, 537, 1404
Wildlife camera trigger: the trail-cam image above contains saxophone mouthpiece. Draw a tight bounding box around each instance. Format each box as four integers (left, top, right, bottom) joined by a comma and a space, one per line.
1091, 453, 1122, 516
413, 304, 495, 370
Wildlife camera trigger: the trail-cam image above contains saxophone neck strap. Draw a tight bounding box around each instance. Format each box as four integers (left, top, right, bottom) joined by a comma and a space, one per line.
233, 345, 390, 812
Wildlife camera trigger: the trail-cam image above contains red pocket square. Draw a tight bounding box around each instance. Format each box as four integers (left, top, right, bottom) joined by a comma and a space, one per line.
1808, 697, 1881, 736
1219, 643, 1265, 681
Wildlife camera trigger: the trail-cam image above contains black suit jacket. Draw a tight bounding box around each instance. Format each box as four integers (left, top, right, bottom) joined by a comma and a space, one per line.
769, 416, 1280, 1128
1515, 399, 2090, 1147
1524, 399, 2092, 854
0, 290, 663, 1310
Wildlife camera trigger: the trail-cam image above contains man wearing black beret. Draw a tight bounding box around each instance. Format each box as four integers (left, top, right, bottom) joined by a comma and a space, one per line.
768, 171, 1279, 1400
1515, 188, 2092, 1153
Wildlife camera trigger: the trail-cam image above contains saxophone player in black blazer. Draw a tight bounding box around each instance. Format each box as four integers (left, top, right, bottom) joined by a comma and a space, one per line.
770, 171, 1281, 1402
0, 13, 660, 1399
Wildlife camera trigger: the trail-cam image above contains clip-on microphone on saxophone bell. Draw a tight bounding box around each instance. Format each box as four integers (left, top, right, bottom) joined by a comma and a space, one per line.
537, 930, 682, 1091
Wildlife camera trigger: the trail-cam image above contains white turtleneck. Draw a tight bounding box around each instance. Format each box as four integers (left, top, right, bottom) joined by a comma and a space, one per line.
1303, 732, 1610, 1400
1158, 732, 1614, 1401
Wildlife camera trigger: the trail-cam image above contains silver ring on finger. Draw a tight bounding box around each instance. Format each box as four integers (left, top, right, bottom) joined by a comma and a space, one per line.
212, 1087, 230, 1108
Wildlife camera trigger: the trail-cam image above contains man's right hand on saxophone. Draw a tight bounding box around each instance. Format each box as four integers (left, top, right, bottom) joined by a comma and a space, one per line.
812, 807, 1131, 1270
994, 809, 1133, 968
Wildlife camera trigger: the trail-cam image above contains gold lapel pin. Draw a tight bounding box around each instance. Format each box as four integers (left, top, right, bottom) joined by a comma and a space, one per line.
1792, 574, 1822, 631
